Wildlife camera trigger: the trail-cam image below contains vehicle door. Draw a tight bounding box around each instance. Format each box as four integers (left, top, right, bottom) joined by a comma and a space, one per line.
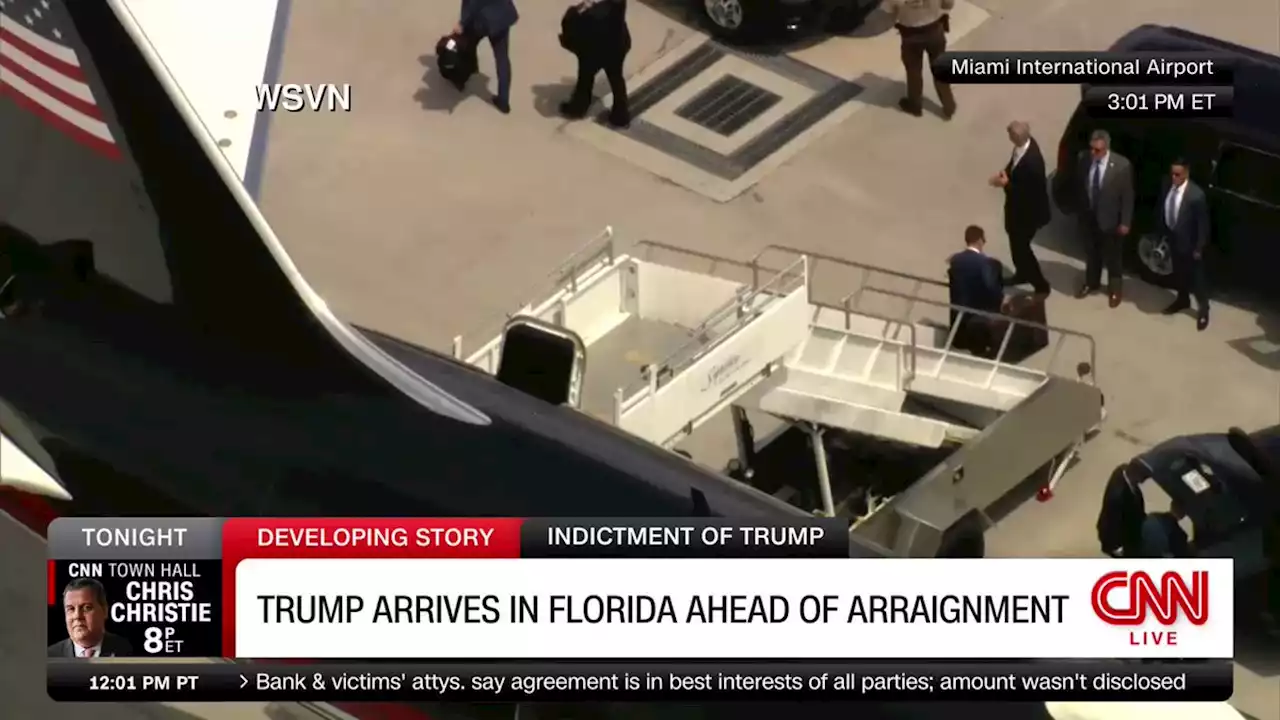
1206, 142, 1280, 297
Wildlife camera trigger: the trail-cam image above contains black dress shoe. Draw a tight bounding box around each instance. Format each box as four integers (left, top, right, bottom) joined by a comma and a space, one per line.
1108, 293, 1122, 308
606, 112, 631, 129
1075, 284, 1099, 299
558, 101, 588, 119
492, 96, 510, 114
897, 98, 923, 117
940, 104, 957, 121
1197, 312, 1209, 331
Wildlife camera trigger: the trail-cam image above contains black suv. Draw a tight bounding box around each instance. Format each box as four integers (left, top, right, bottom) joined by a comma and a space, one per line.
1051, 25, 1280, 298
694, 0, 876, 43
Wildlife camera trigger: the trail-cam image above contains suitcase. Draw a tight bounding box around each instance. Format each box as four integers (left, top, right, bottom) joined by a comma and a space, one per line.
435, 33, 476, 88
992, 292, 1050, 363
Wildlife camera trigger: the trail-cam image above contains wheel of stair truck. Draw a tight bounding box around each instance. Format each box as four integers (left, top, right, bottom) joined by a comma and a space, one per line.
934, 511, 987, 558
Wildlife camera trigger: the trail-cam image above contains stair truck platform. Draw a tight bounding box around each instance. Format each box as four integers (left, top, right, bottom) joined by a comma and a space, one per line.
452, 228, 1105, 558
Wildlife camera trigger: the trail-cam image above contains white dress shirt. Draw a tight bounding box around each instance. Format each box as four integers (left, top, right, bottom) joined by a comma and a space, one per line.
1010, 140, 1031, 169
1165, 181, 1186, 227
76, 642, 102, 657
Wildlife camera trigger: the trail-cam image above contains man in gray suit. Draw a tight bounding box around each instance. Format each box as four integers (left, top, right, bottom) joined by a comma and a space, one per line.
1154, 158, 1211, 330
48, 578, 133, 658
1074, 129, 1135, 307
455, 0, 519, 114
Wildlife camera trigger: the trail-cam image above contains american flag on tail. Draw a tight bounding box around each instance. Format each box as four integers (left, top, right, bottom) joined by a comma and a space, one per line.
0, 0, 119, 158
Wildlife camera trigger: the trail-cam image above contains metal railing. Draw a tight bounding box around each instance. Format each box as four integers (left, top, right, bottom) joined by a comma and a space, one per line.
451, 226, 615, 360
752, 244, 1097, 385
842, 285, 1098, 388
806, 299, 920, 390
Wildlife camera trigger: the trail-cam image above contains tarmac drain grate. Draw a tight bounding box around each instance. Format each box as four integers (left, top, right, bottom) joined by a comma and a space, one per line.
673, 75, 782, 136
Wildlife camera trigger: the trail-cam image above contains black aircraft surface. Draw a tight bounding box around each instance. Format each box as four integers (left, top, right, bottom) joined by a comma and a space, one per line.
0, 0, 806, 524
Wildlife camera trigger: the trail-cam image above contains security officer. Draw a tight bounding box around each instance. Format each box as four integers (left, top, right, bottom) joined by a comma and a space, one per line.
880, 0, 957, 119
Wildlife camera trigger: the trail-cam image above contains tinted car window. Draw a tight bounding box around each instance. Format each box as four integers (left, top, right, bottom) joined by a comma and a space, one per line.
1215, 145, 1280, 206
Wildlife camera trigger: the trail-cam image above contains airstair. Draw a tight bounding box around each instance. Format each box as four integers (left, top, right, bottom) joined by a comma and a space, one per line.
453, 228, 1104, 556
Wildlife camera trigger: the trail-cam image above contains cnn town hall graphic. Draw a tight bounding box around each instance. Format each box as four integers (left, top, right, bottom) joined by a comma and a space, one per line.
47, 522, 223, 659
1092, 570, 1209, 646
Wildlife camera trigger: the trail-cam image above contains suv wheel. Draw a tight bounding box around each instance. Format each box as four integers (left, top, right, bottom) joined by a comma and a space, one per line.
702, 0, 749, 41
1128, 233, 1177, 288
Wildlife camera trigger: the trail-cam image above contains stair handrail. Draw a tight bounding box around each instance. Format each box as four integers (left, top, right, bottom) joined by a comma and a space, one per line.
841, 286, 1098, 387
635, 239, 785, 290
809, 299, 920, 387
452, 226, 615, 359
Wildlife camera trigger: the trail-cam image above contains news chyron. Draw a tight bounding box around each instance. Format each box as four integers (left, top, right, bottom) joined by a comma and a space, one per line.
47, 519, 221, 660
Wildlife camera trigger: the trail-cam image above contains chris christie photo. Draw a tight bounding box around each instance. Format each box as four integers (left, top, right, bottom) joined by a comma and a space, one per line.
48, 578, 133, 658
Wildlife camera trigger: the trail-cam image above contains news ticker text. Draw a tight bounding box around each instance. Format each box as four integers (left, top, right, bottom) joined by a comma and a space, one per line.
1082, 86, 1233, 119
47, 661, 1230, 702
933, 52, 1233, 84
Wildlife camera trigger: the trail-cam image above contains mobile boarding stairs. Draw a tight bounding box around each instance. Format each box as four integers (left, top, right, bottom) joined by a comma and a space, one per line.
453, 228, 1104, 557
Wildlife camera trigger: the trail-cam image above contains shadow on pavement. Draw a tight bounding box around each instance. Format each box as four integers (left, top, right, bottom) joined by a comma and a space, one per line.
530, 79, 582, 119
413, 54, 491, 113
1227, 313, 1280, 371
848, 72, 948, 119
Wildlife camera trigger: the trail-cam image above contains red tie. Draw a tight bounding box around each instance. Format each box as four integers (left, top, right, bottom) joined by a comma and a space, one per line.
83, 648, 96, 658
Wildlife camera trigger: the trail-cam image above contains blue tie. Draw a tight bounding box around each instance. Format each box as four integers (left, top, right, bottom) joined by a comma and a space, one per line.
1090, 161, 1103, 205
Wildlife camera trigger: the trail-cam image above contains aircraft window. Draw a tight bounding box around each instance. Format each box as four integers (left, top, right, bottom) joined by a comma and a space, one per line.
1214, 145, 1280, 207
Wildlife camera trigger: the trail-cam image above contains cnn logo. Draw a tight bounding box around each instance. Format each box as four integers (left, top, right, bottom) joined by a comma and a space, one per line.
1091, 570, 1209, 626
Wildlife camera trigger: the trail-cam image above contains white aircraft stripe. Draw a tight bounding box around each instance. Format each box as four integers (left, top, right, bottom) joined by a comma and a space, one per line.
2, 68, 111, 141
0, 13, 81, 67
0, 42, 94, 104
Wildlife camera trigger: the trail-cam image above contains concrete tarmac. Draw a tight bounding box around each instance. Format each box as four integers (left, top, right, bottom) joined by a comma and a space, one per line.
3, 0, 1276, 718
256, 0, 1280, 716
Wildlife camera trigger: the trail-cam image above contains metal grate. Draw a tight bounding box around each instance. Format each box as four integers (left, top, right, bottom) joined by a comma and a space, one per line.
673, 75, 782, 136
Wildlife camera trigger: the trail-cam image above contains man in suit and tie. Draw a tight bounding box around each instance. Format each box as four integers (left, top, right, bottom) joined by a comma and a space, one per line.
947, 225, 1005, 356
1155, 158, 1211, 330
48, 578, 133, 658
990, 120, 1051, 294
456, 0, 519, 114
1075, 130, 1135, 307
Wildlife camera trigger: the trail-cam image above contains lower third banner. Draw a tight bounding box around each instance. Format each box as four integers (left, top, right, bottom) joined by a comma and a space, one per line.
47, 661, 1231, 702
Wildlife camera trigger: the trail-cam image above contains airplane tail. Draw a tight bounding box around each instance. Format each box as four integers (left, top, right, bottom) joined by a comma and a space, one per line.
0, 0, 487, 403
0, 0, 487, 497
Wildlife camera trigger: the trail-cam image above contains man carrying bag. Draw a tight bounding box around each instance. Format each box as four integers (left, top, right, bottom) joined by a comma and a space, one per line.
558, 0, 631, 128
454, 0, 519, 114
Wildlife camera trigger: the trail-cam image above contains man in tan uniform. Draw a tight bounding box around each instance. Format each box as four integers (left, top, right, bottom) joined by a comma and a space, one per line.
881, 0, 957, 119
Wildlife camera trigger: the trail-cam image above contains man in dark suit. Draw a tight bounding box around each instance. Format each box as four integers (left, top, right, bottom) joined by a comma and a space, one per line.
1074, 129, 1134, 307
1154, 158, 1211, 330
559, 0, 631, 128
989, 121, 1051, 294
1096, 460, 1148, 558
456, 0, 519, 114
947, 225, 1005, 356
48, 578, 133, 657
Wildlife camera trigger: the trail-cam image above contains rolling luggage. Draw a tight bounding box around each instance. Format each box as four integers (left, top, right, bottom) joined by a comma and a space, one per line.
435, 33, 476, 89
992, 292, 1050, 363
